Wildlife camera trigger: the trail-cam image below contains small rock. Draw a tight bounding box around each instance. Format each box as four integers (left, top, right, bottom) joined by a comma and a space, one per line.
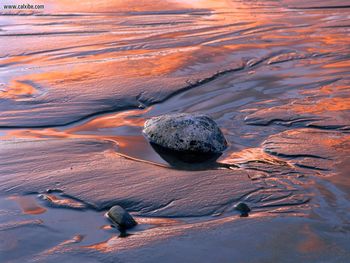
107, 205, 137, 229
143, 113, 227, 154
234, 202, 251, 217
46, 188, 63, 193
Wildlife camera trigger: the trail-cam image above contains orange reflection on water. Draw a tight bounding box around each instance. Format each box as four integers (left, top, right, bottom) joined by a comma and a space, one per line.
9, 195, 46, 215
68, 108, 149, 133
291, 97, 350, 114
220, 147, 289, 167
323, 59, 350, 69
3, 107, 148, 140
23, 69, 97, 85
318, 133, 350, 151
0, 55, 39, 67
0, 81, 39, 100
279, 129, 350, 160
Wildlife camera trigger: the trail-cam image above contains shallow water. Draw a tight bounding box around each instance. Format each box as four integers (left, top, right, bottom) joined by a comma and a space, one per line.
0, 0, 349, 262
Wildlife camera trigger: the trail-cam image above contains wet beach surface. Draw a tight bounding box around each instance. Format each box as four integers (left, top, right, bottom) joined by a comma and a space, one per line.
0, 0, 349, 262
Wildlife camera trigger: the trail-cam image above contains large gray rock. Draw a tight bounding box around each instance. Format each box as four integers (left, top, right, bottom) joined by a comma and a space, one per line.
107, 205, 137, 229
143, 113, 227, 154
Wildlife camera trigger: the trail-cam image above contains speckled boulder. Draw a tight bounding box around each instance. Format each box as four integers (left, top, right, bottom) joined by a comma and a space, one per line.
143, 113, 228, 154
107, 205, 137, 229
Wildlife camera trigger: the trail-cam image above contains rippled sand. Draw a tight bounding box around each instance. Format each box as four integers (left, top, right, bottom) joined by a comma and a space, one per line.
0, 0, 349, 262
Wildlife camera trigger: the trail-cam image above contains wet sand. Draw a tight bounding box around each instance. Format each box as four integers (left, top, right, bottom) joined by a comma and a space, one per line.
0, 0, 349, 262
